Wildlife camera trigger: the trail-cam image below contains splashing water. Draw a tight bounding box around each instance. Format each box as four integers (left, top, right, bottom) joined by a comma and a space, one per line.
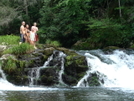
28, 50, 66, 86
77, 50, 134, 89
28, 54, 54, 86
57, 51, 66, 85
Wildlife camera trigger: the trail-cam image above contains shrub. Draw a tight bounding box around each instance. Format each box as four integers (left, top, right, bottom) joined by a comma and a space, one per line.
3, 58, 17, 73
3, 43, 34, 55
45, 39, 61, 47
0, 35, 19, 45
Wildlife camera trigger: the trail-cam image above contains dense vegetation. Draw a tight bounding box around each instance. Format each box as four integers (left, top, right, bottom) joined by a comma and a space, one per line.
1, 0, 134, 49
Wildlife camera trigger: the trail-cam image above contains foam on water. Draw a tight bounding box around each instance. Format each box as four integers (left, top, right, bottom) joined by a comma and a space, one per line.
77, 50, 134, 89
0, 78, 59, 91
1, 49, 134, 91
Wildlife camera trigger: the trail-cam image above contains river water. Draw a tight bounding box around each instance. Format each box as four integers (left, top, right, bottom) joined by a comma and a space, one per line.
1, 87, 134, 101
1, 49, 134, 101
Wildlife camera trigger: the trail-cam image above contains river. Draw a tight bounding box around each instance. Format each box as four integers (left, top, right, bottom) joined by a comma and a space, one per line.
0, 87, 134, 101
1, 49, 134, 101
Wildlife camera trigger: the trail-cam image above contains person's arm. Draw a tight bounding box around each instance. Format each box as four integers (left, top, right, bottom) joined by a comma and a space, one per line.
31, 26, 34, 31
36, 27, 38, 32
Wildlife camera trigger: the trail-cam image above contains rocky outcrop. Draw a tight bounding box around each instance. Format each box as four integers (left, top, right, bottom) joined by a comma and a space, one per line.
39, 67, 59, 86
63, 52, 88, 86
1, 45, 51, 85
1, 44, 98, 87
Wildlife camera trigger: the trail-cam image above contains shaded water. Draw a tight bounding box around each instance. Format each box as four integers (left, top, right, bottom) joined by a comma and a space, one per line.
0, 87, 134, 101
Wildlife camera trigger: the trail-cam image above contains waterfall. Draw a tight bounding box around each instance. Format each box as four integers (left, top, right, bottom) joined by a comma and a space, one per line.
28, 53, 54, 86
0, 65, 16, 90
28, 50, 66, 86
77, 50, 134, 88
0, 66, 6, 80
57, 51, 66, 85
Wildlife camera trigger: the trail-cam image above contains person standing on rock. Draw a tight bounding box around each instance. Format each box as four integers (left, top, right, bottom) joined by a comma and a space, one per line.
30, 28, 37, 49
24, 24, 30, 43
31, 22, 39, 42
19, 21, 26, 44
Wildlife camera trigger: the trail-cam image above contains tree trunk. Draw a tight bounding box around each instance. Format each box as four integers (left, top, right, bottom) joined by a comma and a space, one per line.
24, 0, 28, 16
118, 0, 122, 17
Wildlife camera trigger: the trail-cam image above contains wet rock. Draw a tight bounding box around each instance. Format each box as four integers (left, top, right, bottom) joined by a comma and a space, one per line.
18, 49, 47, 68
87, 73, 101, 86
63, 52, 88, 86
1, 44, 98, 87
39, 67, 59, 86
43, 47, 55, 56
1, 54, 16, 60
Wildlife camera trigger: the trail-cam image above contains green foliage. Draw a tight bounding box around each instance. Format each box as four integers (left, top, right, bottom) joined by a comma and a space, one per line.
3, 58, 17, 73
0, 35, 19, 45
86, 18, 131, 48
40, 0, 91, 46
45, 39, 61, 47
3, 43, 34, 55
0, 0, 134, 49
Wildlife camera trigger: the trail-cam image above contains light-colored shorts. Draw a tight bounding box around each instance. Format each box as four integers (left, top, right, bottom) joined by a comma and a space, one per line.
30, 32, 35, 41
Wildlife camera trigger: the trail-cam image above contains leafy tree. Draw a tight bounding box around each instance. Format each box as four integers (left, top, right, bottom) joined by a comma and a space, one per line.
0, 0, 43, 34
85, 18, 131, 48
40, 0, 91, 47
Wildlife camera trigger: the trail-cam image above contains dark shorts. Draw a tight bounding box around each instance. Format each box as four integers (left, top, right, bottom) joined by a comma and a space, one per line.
20, 33, 25, 42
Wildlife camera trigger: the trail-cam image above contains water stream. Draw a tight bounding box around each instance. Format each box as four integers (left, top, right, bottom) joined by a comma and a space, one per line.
1, 49, 134, 100
77, 49, 134, 89
28, 50, 66, 86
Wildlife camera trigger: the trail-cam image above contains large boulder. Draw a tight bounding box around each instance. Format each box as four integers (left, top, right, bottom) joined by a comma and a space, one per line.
38, 67, 59, 86
63, 52, 88, 86
1, 56, 28, 85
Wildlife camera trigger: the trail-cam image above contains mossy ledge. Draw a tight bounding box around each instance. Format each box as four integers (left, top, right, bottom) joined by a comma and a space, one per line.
0, 44, 98, 86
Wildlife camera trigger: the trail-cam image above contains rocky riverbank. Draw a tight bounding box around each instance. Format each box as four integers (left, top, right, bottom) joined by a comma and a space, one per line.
0, 44, 101, 87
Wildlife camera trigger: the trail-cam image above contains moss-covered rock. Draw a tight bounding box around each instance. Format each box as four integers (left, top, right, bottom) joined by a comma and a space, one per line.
63, 52, 88, 86
0, 44, 101, 87
1, 57, 29, 85
18, 49, 47, 68
43, 47, 55, 56
38, 67, 59, 86
87, 73, 101, 86
71, 40, 97, 50
103, 46, 121, 51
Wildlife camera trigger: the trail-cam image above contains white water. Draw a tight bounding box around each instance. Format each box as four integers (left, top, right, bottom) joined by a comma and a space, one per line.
77, 50, 134, 89
0, 51, 67, 90
29, 50, 66, 86
58, 52, 66, 85
29, 54, 53, 86
0, 66, 56, 91
1, 49, 134, 91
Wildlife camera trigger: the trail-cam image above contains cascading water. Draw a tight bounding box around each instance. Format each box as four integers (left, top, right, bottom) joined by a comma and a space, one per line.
28, 50, 66, 86
28, 53, 54, 86
77, 49, 134, 89
57, 51, 66, 85
0, 61, 57, 91
1, 49, 134, 91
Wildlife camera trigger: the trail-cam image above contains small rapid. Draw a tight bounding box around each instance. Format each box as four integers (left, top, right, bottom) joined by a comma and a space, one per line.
1, 49, 134, 91
77, 49, 134, 89
28, 50, 66, 86
0, 66, 58, 91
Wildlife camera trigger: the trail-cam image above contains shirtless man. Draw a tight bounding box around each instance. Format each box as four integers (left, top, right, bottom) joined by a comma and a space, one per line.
19, 21, 26, 44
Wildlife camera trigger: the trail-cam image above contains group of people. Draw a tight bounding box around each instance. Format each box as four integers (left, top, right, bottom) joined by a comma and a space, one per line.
19, 21, 38, 49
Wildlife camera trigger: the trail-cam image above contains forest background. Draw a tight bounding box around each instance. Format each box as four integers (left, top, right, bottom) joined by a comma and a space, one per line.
1, 0, 134, 50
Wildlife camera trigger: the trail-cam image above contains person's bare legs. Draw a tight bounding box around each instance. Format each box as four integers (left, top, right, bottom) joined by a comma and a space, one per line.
30, 40, 37, 49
